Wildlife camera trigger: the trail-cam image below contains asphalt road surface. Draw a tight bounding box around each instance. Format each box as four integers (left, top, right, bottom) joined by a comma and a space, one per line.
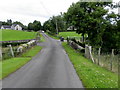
2, 33, 84, 88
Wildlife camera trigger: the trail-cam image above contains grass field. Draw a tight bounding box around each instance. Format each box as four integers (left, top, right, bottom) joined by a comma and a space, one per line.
1, 29, 37, 41
59, 32, 81, 39
0, 46, 42, 79
46, 32, 82, 40
62, 42, 118, 88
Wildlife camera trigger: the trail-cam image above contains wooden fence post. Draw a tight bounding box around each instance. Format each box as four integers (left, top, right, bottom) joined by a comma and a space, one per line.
85, 45, 88, 58
110, 49, 114, 71
36, 32, 41, 43
98, 48, 101, 65
8, 45, 14, 57
89, 46, 95, 63
67, 36, 69, 45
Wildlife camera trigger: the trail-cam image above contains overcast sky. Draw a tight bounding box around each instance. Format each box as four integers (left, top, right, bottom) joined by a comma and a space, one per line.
0, 0, 119, 25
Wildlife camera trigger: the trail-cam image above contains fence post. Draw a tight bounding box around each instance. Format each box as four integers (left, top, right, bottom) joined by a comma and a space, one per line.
8, 44, 14, 57
36, 32, 40, 43
85, 45, 88, 58
88, 46, 94, 63
67, 36, 69, 44
98, 48, 101, 65
110, 49, 114, 71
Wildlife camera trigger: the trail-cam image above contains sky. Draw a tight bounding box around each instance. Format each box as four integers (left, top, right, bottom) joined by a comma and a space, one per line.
0, 0, 119, 25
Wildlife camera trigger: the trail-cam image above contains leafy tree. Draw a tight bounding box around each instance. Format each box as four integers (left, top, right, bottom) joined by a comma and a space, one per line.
7, 19, 12, 25
102, 13, 120, 51
33, 20, 42, 31
28, 20, 42, 31
28, 23, 34, 30
1, 21, 10, 25
43, 15, 67, 34
64, 1, 112, 46
55, 15, 67, 32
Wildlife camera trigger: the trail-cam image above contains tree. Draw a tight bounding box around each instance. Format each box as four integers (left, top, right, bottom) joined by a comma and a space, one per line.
33, 20, 41, 31
55, 15, 67, 32
13, 21, 27, 30
43, 15, 67, 34
28, 20, 42, 31
7, 19, 12, 25
102, 13, 120, 52
28, 23, 34, 31
64, 1, 112, 46
43, 20, 51, 32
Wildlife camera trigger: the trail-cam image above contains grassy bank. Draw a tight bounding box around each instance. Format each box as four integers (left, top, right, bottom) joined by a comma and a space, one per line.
62, 42, 118, 88
40, 34, 46, 42
0, 46, 42, 79
22, 46, 42, 57
1, 29, 37, 41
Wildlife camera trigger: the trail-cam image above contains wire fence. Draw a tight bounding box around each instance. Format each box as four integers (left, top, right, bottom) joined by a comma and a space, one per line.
1, 40, 37, 60
1, 32, 41, 60
92, 48, 119, 73
67, 36, 119, 73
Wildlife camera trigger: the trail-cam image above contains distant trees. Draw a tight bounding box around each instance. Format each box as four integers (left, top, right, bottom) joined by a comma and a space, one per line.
43, 15, 67, 34
13, 21, 28, 30
1, 19, 42, 31
28, 23, 34, 30
1, 19, 12, 26
0, 19, 28, 30
7, 19, 12, 25
28, 20, 42, 31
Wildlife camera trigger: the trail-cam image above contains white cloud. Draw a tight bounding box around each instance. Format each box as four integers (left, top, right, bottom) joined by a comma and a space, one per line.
0, 0, 119, 25
0, 0, 78, 25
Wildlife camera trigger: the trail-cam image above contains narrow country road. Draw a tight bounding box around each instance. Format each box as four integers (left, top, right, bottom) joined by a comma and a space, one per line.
2, 33, 84, 88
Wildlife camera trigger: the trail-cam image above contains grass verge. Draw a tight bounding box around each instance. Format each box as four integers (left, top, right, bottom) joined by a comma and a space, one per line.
62, 42, 118, 88
22, 46, 42, 57
46, 33, 59, 40
0, 46, 42, 79
0, 57, 31, 79
40, 34, 45, 42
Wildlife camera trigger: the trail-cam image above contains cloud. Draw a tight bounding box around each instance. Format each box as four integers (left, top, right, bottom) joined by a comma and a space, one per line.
0, 0, 79, 25
0, 0, 119, 25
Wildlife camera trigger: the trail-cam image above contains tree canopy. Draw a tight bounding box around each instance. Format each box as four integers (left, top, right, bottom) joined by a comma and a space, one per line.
28, 20, 42, 31
64, 1, 120, 51
43, 15, 67, 34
